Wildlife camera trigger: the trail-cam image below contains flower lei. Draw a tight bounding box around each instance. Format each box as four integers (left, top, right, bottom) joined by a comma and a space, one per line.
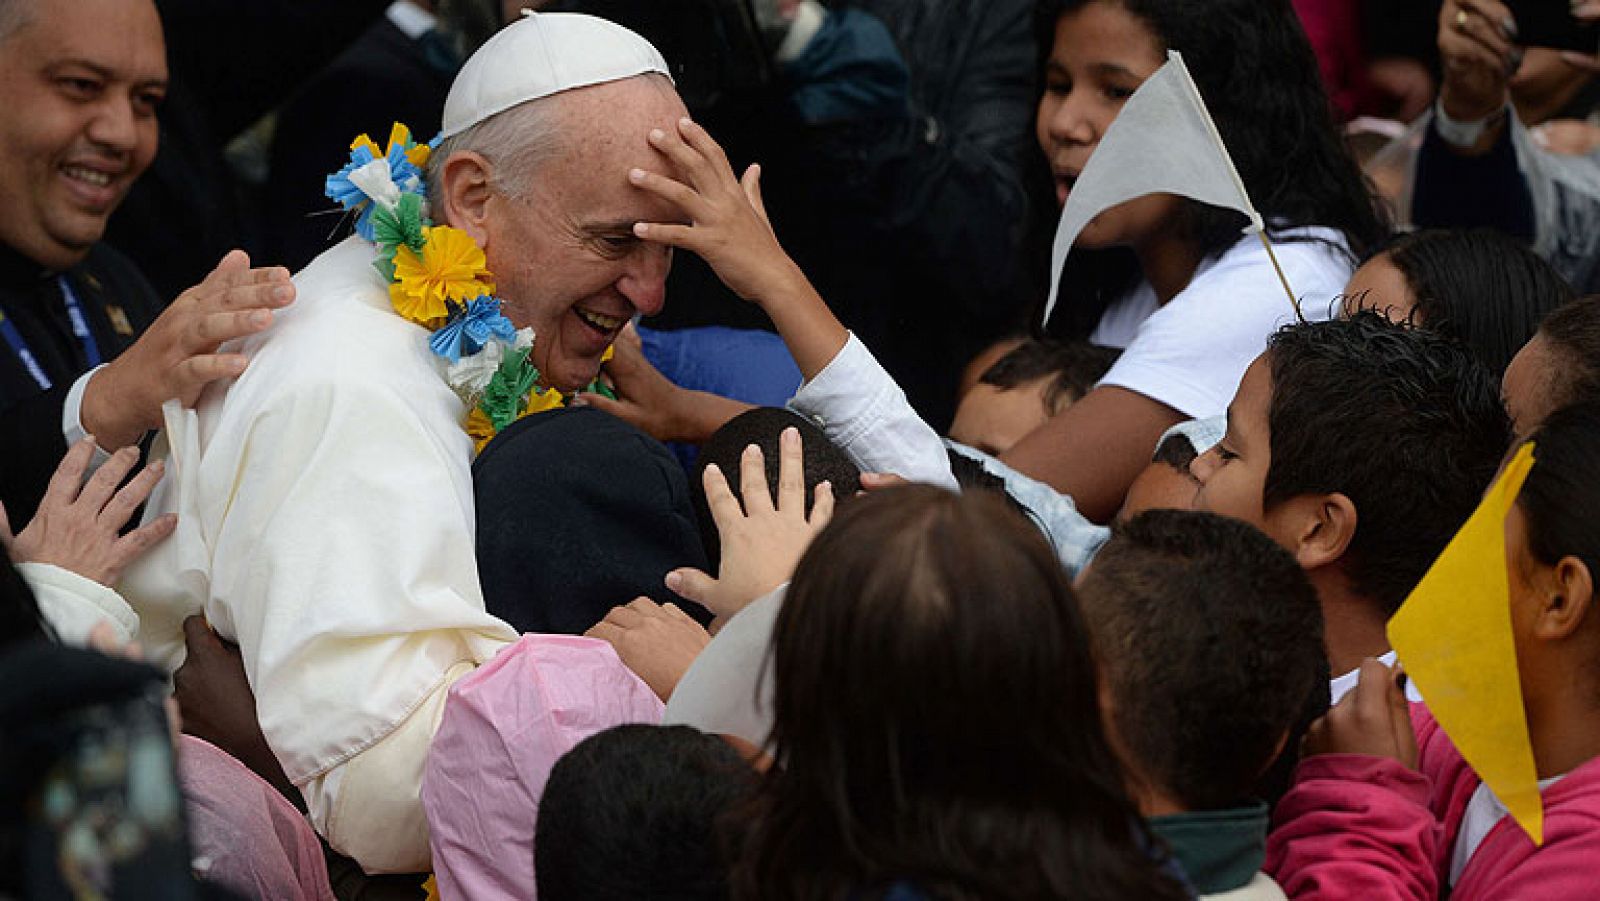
325, 123, 614, 452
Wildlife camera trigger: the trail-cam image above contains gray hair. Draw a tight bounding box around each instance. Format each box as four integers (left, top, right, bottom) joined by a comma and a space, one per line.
0, 0, 35, 43
426, 97, 565, 214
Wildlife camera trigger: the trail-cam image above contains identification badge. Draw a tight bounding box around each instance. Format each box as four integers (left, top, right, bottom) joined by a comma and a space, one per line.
106, 304, 135, 337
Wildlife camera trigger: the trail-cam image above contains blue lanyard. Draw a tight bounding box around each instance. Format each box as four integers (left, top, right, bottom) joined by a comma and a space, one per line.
0, 310, 50, 390
0, 277, 103, 392
58, 277, 102, 368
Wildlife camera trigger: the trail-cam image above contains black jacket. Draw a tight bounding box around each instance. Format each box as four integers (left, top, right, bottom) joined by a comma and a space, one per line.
0, 244, 165, 523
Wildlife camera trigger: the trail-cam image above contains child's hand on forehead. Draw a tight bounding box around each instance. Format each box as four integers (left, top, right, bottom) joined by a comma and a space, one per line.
629, 117, 806, 308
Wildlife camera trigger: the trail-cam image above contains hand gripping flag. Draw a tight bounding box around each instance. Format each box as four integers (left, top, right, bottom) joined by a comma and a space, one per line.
1042, 50, 1280, 327
1388, 443, 1543, 844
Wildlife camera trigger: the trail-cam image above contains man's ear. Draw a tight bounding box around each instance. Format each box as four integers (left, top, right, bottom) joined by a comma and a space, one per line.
1277, 492, 1358, 571
435, 151, 495, 246
1534, 555, 1595, 642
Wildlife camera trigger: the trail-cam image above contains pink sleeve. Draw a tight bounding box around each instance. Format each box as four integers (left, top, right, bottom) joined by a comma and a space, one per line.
1265, 755, 1442, 900
177, 735, 335, 901
422, 635, 665, 900
1457, 824, 1600, 900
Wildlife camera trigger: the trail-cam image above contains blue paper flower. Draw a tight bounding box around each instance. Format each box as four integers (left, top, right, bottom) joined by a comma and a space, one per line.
324, 139, 428, 242
430, 296, 516, 364
325, 145, 378, 210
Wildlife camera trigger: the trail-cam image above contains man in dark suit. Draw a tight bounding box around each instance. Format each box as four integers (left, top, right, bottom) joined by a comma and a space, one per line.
0, 0, 294, 524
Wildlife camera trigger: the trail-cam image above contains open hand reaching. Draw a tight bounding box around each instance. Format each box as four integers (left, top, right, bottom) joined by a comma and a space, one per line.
666, 425, 833, 619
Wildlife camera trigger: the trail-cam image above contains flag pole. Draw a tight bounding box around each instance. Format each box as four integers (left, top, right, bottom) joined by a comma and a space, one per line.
1256, 231, 1303, 322
1169, 50, 1302, 320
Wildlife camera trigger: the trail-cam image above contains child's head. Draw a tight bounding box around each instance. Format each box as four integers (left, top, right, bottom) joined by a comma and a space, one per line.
1510, 403, 1600, 723
1503, 295, 1600, 437
1034, 0, 1383, 261
1077, 510, 1327, 813
1343, 229, 1572, 376
1191, 313, 1511, 619
535, 724, 754, 900
735, 485, 1187, 900
949, 338, 1118, 454
692, 407, 861, 566
1116, 419, 1217, 521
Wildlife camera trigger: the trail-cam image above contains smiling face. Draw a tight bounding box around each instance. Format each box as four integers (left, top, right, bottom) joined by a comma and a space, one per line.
475, 76, 689, 392
0, 0, 166, 271
1035, 1, 1178, 249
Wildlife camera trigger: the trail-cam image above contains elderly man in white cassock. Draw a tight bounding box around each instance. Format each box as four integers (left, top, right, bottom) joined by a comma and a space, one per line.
42, 13, 692, 873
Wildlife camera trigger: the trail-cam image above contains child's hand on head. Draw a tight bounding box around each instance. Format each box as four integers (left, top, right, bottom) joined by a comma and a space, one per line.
1302, 658, 1418, 769
630, 118, 806, 308
667, 426, 834, 619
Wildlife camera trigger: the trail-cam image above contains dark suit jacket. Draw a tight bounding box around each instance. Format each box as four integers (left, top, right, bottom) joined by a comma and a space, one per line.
0, 244, 165, 523
104, 1, 391, 301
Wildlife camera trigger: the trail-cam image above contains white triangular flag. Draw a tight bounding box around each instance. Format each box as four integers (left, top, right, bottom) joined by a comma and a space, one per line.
1042, 50, 1266, 327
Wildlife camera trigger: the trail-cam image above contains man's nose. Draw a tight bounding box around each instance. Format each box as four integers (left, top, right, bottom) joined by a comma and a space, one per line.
85, 96, 140, 154
618, 244, 671, 317
1189, 447, 1218, 483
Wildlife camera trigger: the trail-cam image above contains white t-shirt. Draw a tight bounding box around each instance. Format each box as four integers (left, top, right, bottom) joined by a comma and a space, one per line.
1090, 227, 1354, 419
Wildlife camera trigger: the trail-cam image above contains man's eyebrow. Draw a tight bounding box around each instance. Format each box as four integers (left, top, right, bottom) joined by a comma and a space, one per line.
50, 59, 168, 91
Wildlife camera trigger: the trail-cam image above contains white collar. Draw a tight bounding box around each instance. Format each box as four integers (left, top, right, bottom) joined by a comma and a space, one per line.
1329, 650, 1423, 705
386, 0, 438, 41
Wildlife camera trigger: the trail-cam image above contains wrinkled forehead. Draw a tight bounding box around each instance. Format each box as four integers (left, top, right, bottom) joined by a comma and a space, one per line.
531, 75, 692, 205
556, 74, 688, 152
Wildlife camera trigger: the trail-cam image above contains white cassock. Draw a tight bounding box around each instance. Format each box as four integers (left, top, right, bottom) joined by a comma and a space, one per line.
102, 236, 517, 870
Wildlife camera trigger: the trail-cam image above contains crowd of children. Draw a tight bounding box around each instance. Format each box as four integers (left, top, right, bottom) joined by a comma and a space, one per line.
5, 0, 1600, 897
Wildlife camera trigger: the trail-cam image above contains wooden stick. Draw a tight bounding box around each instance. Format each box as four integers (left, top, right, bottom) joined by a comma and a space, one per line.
1257, 230, 1303, 322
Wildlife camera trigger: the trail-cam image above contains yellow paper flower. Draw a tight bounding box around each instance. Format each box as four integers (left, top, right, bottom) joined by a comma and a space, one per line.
406, 143, 432, 170
350, 134, 382, 158
522, 387, 565, 418
466, 406, 497, 453
384, 122, 413, 156
389, 227, 495, 327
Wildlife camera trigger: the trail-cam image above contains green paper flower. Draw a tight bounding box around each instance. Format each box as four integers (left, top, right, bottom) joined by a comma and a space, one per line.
371, 192, 428, 254
479, 347, 542, 431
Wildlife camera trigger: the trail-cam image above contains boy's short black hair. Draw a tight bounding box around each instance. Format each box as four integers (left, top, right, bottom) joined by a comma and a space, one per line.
1264, 313, 1511, 617
1538, 295, 1600, 413
1150, 431, 1198, 473
536, 724, 755, 901
693, 407, 861, 567
1077, 509, 1327, 812
979, 338, 1120, 414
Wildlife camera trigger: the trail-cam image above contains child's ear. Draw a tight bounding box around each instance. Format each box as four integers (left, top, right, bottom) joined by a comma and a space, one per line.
1535, 555, 1595, 641
436, 150, 495, 247
1280, 492, 1357, 571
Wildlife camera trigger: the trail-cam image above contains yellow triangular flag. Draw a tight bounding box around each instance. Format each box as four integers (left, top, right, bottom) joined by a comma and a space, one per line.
1388, 442, 1541, 844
